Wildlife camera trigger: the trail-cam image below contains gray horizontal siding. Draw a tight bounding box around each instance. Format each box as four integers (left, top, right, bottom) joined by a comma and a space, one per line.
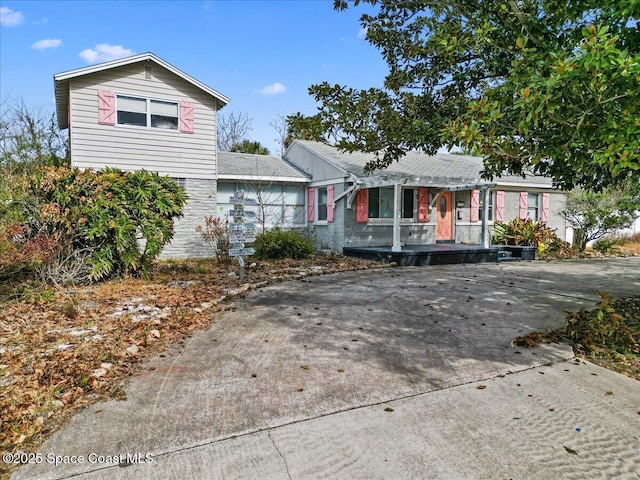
69, 62, 218, 179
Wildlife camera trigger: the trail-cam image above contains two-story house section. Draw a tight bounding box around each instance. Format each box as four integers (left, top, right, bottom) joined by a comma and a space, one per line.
54, 52, 230, 258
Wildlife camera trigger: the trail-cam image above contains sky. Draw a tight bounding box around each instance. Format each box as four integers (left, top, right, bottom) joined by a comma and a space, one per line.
0, 0, 389, 155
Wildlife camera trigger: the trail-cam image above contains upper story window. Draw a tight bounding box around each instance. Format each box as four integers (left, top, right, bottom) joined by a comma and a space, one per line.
116, 95, 179, 130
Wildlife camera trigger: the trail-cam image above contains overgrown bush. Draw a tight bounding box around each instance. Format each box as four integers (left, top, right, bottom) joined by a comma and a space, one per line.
196, 215, 231, 265
492, 218, 555, 246
2, 166, 187, 283
253, 228, 314, 259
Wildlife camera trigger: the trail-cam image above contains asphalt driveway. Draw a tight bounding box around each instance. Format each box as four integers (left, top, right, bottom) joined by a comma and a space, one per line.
13, 257, 640, 479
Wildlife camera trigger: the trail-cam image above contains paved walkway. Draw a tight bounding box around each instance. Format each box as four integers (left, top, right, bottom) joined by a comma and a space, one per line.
13, 258, 640, 479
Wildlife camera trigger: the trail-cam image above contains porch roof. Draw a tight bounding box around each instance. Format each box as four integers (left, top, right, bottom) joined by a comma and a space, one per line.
291, 140, 554, 189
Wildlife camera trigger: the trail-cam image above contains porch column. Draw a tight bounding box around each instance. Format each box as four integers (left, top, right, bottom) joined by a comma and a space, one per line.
481, 187, 490, 248
392, 183, 401, 252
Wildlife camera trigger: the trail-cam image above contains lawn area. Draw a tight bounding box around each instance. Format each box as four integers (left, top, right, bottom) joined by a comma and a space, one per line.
0, 255, 386, 473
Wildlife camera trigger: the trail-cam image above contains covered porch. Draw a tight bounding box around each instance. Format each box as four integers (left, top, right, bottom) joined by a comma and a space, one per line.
338, 172, 497, 263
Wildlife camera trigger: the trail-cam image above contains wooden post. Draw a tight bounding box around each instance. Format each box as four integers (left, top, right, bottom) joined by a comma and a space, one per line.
392, 183, 402, 252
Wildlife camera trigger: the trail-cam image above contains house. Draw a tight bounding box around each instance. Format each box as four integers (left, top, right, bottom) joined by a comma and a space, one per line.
54, 53, 567, 261
54, 52, 229, 258
284, 140, 567, 253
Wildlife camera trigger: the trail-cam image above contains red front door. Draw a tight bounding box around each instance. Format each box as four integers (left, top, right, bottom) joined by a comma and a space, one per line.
436, 192, 453, 241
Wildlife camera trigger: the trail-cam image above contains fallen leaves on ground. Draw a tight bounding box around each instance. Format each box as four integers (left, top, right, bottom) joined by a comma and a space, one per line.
511, 294, 640, 381
0, 255, 386, 472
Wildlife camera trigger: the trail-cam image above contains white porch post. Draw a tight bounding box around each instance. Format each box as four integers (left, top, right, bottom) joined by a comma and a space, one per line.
392, 183, 402, 252
481, 187, 490, 248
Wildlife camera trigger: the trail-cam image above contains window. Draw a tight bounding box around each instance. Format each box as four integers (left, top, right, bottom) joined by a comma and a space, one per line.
527, 193, 540, 220
478, 191, 494, 221
172, 178, 186, 188
116, 95, 178, 130
366, 187, 415, 220
402, 188, 415, 219
368, 187, 394, 219
317, 187, 328, 221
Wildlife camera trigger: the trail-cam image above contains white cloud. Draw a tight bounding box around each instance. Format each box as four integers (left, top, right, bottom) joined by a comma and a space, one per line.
79, 44, 134, 64
31, 38, 62, 51
255, 82, 286, 96
0, 6, 25, 27
357, 27, 368, 39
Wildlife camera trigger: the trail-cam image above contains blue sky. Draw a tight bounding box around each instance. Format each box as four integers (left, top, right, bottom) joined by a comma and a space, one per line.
0, 0, 388, 154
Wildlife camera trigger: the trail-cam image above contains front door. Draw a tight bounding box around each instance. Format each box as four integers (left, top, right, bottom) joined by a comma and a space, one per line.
436, 192, 454, 241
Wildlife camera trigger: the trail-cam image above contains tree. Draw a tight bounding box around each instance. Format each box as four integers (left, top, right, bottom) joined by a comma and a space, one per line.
562, 181, 640, 251
217, 111, 253, 152
0, 97, 69, 173
229, 139, 270, 155
299, 1, 639, 191
269, 114, 289, 156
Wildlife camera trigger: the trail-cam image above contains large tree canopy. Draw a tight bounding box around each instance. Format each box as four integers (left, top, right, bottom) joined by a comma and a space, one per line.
294, 0, 640, 191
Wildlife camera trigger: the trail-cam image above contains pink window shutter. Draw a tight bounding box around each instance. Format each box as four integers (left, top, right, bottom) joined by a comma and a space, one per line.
356, 189, 368, 223
307, 188, 315, 222
327, 185, 335, 223
418, 187, 429, 222
470, 190, 480, 222
541, 193, 550, 223
98, 90, 115, 125
180, 101, 194, 134
519, 192, 528, 219
495, 191, 505, 222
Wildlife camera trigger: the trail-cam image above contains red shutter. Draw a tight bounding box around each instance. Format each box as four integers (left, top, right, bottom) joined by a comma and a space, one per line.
327, 185, 335, 223
418, 187, 429, 222
541, 193, 550, 223
495, 191, 504, 222
98, 90, 115, 125
519, 192, 528, 219
470, 190, 480, 222
356, 189, 368, 223
180, 101, 194, 134
307, 188, 315, 222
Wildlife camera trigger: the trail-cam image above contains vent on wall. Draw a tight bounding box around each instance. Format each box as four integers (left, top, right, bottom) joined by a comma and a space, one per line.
145, 66, 153, 79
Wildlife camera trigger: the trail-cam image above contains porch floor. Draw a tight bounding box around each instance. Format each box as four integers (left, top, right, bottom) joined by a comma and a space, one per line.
342, 244, 502, 266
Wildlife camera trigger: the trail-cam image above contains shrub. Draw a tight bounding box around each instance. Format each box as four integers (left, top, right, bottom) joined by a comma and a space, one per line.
492, 218, 555, 246
593, 238, 618, 254
196, 215, 231, 265
3, 166, 187, 282
253, 228, 314, 259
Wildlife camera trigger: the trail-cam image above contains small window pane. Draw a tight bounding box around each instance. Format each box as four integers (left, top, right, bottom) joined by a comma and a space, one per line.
117, 111, 146, 126
151, 100, 178, 116
118, 96, 146, 113
379, 187, 394, 218
368, 188, 380, 218
402, 188, 414, 219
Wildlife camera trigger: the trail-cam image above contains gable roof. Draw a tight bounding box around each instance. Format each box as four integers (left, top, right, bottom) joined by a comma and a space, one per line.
53, 52, 230, 129
217, 151, 309, 183
289, 140, 554, 188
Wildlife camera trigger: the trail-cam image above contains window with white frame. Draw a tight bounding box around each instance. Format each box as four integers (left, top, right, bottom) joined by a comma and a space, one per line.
478, 191, 495, 221
116, 95, 179, 130
317, 187, 328, 221
527, 193, 540, 220
402, 188, 415, 219
368, 187, 415, 220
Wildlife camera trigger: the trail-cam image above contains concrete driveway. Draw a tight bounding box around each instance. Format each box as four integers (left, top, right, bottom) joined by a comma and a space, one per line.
13, 258, 640, 480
